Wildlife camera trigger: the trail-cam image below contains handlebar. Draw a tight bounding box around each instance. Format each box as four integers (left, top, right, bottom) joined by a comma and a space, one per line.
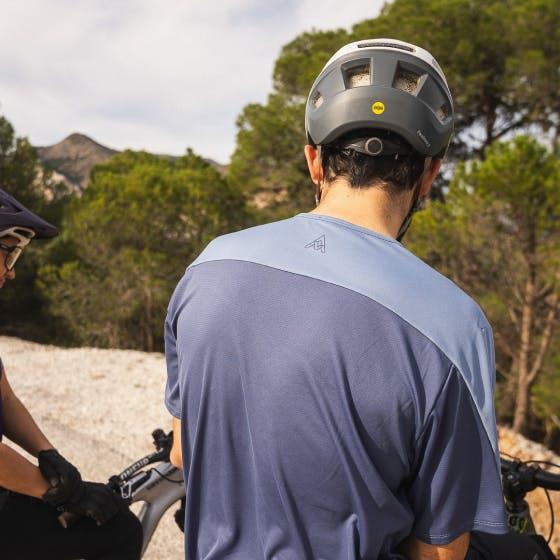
501, 457, 560, 497
58, 429, 174, 529
108, 429, 173, 489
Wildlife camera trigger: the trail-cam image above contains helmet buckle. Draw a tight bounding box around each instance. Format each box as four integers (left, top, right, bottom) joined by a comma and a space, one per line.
364, 137, 384, 156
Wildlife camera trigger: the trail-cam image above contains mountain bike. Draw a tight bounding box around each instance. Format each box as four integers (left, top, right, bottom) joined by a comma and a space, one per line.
63, 429, 560, 559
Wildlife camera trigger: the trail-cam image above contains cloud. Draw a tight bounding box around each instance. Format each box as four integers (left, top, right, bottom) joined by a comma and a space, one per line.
0, 0, 383, 162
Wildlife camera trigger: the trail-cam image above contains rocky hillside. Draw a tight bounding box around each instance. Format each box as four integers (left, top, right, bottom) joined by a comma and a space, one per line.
37, 133, 119, 192
37, 133, 227, 192
0, 335, 558, 558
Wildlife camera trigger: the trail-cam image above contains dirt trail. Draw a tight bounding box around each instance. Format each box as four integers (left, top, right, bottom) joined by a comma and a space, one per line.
0, 336, 182, 560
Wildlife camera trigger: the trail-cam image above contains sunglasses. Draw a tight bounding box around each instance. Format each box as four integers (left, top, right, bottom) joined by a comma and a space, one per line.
0, 242, 24, 271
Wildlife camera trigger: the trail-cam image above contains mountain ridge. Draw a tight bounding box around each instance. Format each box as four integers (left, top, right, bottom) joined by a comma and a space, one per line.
37, 133, 227, 192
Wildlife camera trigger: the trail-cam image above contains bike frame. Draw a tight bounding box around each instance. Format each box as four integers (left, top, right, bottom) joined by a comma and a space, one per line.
109, 430, 185, 556
121, 461, 185, 555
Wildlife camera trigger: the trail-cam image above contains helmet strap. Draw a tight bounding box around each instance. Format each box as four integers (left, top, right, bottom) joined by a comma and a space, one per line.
396, 158, 431, 242
315, 145, 323, 206
396, 184, 422, 242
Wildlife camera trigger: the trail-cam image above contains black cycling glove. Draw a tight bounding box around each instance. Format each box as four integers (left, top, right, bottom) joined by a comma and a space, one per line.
43, 480, 126, 526
38, 449, 83, 506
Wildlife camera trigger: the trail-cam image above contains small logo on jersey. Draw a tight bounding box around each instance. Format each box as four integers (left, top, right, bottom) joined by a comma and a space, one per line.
305, 235, 326, 253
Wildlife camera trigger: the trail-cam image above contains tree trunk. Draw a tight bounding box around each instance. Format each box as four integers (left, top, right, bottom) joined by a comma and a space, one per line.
513, 275, 535, 434
500, 359, 518, 423
482, 102, 497, 155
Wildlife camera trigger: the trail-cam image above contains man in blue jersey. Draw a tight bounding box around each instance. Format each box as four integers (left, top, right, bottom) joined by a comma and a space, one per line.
165, 39, 509, 559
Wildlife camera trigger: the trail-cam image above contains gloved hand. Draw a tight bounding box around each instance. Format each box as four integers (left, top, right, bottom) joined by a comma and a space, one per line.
38, 449, 83, 507
44, 481, 126, 526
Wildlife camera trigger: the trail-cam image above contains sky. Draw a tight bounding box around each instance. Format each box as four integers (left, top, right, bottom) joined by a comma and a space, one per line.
0, 0, 384, 164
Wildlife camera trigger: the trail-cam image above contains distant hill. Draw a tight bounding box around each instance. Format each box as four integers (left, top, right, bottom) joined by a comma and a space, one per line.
37, 133, 118, 192
37, 133, 227, 192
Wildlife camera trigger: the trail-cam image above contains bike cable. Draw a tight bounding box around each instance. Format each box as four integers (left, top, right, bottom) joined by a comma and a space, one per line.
150, 467, 184, 484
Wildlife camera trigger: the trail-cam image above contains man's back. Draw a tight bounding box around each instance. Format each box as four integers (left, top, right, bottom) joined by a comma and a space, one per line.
165, 213, 507, 559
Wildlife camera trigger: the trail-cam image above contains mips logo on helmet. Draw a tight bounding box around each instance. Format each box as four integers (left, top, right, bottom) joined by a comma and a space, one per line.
371, 101, 385, 115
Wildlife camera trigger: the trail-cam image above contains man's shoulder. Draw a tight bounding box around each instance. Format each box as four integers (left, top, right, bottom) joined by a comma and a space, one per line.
190, 218, 293, 268
396, 245, 490, 333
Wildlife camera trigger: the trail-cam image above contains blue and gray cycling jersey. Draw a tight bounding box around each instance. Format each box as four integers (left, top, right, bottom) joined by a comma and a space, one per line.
165, 213, 508, 560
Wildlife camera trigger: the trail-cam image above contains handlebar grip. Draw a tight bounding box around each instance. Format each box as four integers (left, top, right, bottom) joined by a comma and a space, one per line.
534, 469, 560, 491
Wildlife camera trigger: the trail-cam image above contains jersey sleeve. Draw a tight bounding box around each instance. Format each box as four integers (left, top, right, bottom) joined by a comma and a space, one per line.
164, 311, 182, 419
164, 263, 202, 419
407, 367, 507, 544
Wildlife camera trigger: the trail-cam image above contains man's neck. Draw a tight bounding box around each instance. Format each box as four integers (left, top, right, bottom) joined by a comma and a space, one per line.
308, 179, 410, 239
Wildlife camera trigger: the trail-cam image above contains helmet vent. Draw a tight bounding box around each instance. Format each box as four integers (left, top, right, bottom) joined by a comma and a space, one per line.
311, 91, 324, 108
358, 41, 414, 53
346, 64, 371, 88
436, 103, 450, 122
393, 64, 423, 95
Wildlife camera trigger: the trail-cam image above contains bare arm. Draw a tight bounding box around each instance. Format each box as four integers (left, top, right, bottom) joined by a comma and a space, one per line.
399, 533, 470, 560
170, 416, 182, 469
1, 370, 54, 456
0, 443, 50, 497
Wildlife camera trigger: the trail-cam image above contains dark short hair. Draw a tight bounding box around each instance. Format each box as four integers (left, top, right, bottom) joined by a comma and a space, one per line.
320, 131, 427, 193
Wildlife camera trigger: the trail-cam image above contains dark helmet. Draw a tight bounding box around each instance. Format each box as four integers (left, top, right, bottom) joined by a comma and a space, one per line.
0, 188, 58, 241
305, 38, 454, 158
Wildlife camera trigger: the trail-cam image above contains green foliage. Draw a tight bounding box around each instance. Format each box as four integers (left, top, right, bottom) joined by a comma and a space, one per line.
229, 30, 351, 219
38, 149, 248, 350
409, 136, 560, 432
507, 0, 560, 146
229, 0, 560, 223
0, 117, 38, 201
272, 29, 351, 100
229, 95, 312, 220
411, 134, 560, 319
0, 115, 69, 339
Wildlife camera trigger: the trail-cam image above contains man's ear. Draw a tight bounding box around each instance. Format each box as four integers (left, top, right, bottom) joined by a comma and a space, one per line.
419, 158, 442, 198
304, 145, 323, 185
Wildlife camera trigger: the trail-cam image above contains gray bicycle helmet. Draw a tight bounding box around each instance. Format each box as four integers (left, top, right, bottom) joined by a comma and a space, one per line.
305, 38, 454, 158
